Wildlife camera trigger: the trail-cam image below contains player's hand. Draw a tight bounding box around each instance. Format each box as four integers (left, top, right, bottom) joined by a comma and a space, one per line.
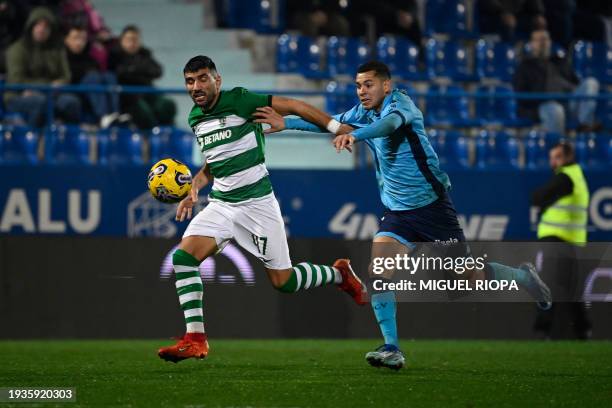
176, 185, 199, 222
337, 123, 355, 135
253, 106, 285, 134
332, 134, 355, 153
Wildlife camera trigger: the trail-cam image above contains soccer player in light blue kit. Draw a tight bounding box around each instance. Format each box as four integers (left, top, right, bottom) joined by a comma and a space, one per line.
255, 61, 551, 370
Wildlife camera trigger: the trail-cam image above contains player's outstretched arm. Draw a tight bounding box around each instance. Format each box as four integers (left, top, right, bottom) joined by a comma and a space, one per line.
332, 112, 405, 152
261, 95, 354, 136
253, 105, 354, 135
176, 164, 212, 222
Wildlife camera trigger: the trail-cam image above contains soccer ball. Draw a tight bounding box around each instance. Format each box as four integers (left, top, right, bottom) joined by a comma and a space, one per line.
147, 158, 192, 203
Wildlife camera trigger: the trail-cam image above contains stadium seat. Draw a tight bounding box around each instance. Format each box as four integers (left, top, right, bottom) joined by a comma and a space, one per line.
425, 0, 470, 37
0, 124, 39, 165
150, 126, 194, 167
327, 36, 350, 77
575, 132, 611, 169
475, 84, 532, 127
97, 127, 143, 166
376, 36, 423, 80
425, 84, 476, 127
222, 0, 285, 33
573, 41, 611, 83
326, 37, 371, 77
427, 129, 470, 169
597, 92, 612, 128
524, 130, 566, 169
276, 34, 300, 73
44, 125, 91, 165
325, 81, 359, 114
425, 39, 473, 81
298, 37, 326, 79
475, 130, 521, 169
475, 40, 517, 82
346, 38, 372, 74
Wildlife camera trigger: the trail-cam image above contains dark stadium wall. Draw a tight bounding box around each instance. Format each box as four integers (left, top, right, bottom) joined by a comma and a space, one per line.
1, 236, 611, 340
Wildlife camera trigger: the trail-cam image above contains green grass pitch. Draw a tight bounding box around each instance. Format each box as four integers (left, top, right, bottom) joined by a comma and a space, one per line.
1, 340, 611, 407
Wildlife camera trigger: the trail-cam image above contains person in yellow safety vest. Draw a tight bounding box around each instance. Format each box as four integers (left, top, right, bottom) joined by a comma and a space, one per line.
531, 141, 591, 339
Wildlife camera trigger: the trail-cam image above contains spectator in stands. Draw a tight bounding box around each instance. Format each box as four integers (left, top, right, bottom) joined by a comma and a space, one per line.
64, 25, 120, 127
513, 29, 599, 134
0, 1, 29, 75
59, 0, 112, 70
108, 25, 176, 129
4, 6, 81, 127
286, 0, 351, 37
479, 0, 547, 42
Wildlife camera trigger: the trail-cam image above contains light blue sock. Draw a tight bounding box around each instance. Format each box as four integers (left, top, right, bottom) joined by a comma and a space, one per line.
371, 291, 398, 347
487, 262, 530, 287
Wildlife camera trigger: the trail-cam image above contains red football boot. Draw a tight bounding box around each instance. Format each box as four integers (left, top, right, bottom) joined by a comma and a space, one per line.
158, 333, 209, 363
333, 259, 368, 305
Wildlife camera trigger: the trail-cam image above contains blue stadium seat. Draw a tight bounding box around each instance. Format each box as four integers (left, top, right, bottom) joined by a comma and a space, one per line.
223, 0, 285, 33
427, 129, 470, 169
597, 92, 612, 128
150, 126, 194, 167
575, 133, 611, 169
346, 38, 371, 74
298, 36, 326, 79
475, 84, 532, 127
276, 34, 300, 73
524, 130, 566, 169
0, 124, 39, 164
425, 39, 473, 81
425, 0, 470, 37
573, 41, 611, 82
97, 127, 143, 166
475, 40, 517, 82
425, 84, 475, 126
327, 36, 350, 77
326, 37, 370, 77
475, 130, 521, 169
44, 125, 91, 165
376, 36, 423, 80
325, 81, 359, 114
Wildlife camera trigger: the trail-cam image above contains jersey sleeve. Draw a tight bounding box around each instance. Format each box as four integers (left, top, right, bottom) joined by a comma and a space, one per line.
234, 87, 272, 117
380, 93, 418, 126
351, 113, 404, 141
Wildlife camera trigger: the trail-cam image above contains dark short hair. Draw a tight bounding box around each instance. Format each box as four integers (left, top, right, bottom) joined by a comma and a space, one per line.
121, 25, 140, 37
357, 61, 391, 79
183, 55, 218, 75
552, 141, 575, 160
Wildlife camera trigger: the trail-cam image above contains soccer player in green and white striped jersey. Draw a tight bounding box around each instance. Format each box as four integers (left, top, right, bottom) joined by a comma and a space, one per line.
158, 56, 367, 363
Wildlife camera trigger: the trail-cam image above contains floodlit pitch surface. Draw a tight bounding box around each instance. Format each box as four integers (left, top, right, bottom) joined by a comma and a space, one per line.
0, 340, 610, 407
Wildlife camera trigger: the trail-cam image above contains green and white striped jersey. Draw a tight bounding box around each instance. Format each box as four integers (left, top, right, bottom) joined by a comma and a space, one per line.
188, 87, 272, 203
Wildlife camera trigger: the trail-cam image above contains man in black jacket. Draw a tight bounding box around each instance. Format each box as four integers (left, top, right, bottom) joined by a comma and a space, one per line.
64, 25, 119, 125
108, 25, 176, 129
513, 29, 599, 134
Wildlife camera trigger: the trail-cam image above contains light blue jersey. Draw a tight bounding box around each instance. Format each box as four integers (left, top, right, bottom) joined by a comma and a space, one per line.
286, 88, 451, 210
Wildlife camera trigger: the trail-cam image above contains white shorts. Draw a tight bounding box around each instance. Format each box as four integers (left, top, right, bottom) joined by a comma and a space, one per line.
183, 193, 292, 269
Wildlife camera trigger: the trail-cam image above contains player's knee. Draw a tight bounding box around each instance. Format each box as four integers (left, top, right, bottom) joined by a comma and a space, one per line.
268, 268, 293, 291
173, 247, 199, 266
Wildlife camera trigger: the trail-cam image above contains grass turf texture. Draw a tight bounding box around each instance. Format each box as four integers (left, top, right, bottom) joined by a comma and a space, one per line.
0, 340, 611, 407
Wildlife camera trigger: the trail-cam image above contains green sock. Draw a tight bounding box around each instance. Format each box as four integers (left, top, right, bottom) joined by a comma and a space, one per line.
173, 249, 204, 333
278, 262, 342, 293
